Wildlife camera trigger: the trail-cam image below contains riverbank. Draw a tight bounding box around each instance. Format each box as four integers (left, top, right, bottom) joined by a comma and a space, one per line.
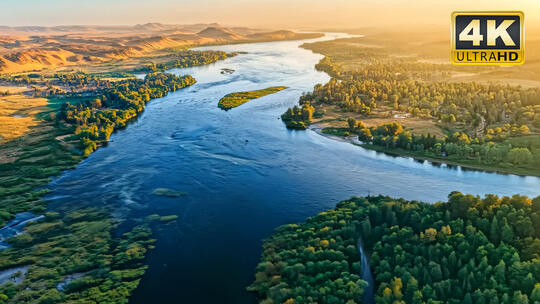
309, 124, 539, 177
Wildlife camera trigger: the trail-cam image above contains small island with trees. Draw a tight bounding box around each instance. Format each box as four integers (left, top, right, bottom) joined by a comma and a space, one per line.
218, 86, 288, 110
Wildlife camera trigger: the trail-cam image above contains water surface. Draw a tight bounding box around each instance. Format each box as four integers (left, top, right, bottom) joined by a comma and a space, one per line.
44, 33, 540, 303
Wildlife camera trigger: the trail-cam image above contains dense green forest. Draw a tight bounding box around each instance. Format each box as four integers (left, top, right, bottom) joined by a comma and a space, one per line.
247, 203, 368, 304
134, 50, 237, 73
249, 193, 540, 303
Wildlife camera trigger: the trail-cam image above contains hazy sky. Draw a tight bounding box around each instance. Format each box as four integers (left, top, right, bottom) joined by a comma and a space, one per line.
2, 0, 540, 29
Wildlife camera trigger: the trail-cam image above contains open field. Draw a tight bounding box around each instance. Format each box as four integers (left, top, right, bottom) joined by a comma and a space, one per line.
313, 105, 446, 137
0, 85, 49, 144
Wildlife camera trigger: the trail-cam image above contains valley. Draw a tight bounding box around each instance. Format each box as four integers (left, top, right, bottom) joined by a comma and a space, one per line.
0, 22, 538, 304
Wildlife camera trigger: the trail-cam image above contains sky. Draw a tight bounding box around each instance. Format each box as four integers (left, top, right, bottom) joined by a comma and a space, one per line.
1, 0, 540, 30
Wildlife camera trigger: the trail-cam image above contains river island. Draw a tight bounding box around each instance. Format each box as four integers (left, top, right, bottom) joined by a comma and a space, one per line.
218, 86, 289, 110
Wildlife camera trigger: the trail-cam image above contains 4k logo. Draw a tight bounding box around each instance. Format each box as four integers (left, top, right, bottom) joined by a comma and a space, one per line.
451, 11, 524, 65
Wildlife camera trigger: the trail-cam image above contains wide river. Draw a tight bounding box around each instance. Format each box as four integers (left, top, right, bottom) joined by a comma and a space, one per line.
45, 33, 540, 303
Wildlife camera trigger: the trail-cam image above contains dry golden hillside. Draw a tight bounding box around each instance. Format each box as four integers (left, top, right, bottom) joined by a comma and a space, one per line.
0, 24, 321, 74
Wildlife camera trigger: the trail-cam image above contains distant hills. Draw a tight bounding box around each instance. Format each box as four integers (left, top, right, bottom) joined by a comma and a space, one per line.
0, 23, 322, 73
197, 27, 244, 40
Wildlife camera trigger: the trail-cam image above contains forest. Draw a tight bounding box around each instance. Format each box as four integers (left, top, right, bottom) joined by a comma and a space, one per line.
249, 192, 540, 304
299, 74, 540, 129
247, 204, 367, 304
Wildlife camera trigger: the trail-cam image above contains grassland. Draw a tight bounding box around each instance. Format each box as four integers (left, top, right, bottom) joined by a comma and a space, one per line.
313, 105, 446, 138
217, 86, 288, 109
0, 85, 49, 145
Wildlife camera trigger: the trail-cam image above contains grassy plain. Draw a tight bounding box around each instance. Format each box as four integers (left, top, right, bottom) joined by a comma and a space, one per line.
0, 85, 49, 145
313, 105, 446, 137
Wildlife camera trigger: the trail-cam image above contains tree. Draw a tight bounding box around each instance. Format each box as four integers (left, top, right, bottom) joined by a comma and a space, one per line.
531, 284, 540, 303
501, 224, 514, 244
506, 148, 532, 165
490, 217, 500, 244
518, 125, 530, 134
463, 293, 474, 304
347, 117, 357, 131
361, 218, 372, 242
424, 228, 437, 242
494, 260, 506, 283
391, 277, 404, 300
512, 291, 529, 304
358, 128, 373, 141
405, 277, 419, 302
429, 262, 443, 282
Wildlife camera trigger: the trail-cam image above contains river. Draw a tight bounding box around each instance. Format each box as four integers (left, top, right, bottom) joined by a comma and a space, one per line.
43, 33, 540, 303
